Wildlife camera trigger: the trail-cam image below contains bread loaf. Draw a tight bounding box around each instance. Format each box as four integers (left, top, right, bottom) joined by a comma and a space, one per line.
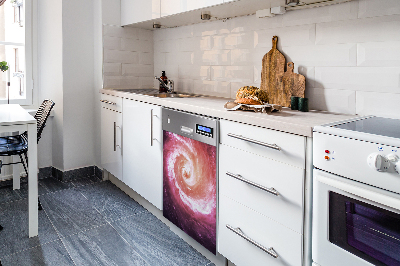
235, 86, 268, 105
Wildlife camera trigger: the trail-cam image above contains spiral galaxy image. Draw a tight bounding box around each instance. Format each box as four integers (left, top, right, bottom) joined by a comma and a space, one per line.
163, 131, 217, 254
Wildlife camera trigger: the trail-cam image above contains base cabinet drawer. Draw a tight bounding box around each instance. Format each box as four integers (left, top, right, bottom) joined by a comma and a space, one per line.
220, 120, 305, 168
219, 145, 304, 233
218, 195, 302, 266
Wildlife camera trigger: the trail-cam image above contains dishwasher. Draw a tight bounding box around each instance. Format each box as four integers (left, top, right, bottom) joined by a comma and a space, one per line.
162, 108, 219, 255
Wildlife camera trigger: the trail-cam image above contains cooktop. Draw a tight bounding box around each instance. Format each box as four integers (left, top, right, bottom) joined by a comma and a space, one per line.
332, 116, 400, 139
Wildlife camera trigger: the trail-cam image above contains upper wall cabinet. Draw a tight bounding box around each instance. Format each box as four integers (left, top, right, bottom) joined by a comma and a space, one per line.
161, 0, 223, 17
121, 0, 161, 26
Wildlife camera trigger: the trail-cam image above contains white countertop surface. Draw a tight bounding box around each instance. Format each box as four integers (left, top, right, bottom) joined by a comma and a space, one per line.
100, 89, 358, 137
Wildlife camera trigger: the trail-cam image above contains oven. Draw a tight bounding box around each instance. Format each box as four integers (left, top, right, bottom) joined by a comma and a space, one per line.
312, 116, 400, 266
162, 108, 219, 255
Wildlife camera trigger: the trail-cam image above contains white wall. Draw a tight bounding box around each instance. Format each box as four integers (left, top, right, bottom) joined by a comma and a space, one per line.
62, 0, 96, 170
38, 0, 64, 170
153, 0, 400, 119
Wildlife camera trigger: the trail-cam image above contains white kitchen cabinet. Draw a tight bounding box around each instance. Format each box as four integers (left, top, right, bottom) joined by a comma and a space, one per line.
121, 0, 161, 26
218, 119, 306, 266
123, 99, 163, 209
161, 0, 223, 17
101, 94, 123, 181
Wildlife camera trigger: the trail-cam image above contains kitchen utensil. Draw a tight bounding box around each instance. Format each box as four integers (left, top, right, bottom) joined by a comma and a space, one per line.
260, 36, 286, 105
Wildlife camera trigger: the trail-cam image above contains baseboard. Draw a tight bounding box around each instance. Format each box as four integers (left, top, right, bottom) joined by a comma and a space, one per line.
0, 165, 103, 188
52, 165, 103, 182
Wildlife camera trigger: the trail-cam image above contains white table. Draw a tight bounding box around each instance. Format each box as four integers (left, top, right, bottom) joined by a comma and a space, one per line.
0, 104, 38, 237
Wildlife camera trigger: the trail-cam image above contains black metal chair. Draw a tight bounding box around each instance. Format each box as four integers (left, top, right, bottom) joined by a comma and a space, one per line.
0, 99, 55, 213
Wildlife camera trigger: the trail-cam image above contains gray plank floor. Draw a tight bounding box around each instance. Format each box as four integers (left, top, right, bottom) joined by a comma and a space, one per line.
0, 176, 214, 266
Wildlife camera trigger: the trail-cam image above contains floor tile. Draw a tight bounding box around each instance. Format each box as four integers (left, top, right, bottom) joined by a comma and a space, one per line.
62, 223, 148, 266
16, 177, 74, 198
70, 175, 102, 188
77, 181, 146, 221
0, 186, 22, 205
40, 188, 107, 238
0, 240, 74, 266
110, 212, 211, 266
0, 199, 59, 257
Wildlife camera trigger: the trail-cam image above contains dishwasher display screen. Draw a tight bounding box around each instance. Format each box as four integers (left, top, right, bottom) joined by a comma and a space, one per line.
196, 124, 213, 137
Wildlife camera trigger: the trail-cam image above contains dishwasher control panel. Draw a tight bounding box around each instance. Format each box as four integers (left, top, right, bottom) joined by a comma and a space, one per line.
196, 124, 213, 138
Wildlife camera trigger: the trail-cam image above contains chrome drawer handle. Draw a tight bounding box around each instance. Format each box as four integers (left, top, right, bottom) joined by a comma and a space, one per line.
226, 172, 279, 196
227, 133, 281, 151
100, 99, 117, 105
226, 224, 278, 258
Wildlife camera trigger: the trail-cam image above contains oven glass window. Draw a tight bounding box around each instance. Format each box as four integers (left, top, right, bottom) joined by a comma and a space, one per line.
329, 191, 400, 266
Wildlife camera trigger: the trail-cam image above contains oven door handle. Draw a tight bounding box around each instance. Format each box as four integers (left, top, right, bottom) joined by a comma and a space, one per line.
317, 174, 400, 211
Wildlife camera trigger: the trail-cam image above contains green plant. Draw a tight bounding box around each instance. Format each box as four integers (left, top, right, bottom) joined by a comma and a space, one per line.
0, 61, 8, 72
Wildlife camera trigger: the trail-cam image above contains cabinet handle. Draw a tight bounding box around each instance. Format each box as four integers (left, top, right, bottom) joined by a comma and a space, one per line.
100, 99, 117, 105
114, 122, 117, 151
226, 172, 279, 196
226, 225, 278, 259
227, 133, 281, 151
150, 109, 158, 146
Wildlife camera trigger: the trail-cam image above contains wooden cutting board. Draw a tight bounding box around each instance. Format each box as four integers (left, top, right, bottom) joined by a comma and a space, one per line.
260, 36, 286, 105
282, 62, 306, 102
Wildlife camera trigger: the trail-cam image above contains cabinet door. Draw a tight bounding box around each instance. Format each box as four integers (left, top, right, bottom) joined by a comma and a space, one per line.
123, 99, 163, 209
121, 0, 161, 26
101, 107, 123, 181
161, 0, 223, 17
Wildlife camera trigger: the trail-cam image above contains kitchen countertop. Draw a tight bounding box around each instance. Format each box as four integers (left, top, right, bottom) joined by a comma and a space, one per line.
100, 88, 358, 137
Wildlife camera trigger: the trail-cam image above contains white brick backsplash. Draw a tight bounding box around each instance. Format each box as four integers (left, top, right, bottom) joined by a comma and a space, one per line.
356, 91, 400, 118
194, 50, 231, 66
357, 42, 400, 67
316, 15, 400, 45
358, 0, 400, 19
120, 76, 140, 88
166, 52, 193, 65
154, 52, 166, 66
228, 14, 283, 32
178, 65, 210, 80
212, 32, 254, 50
103, 76, 121, 88
282, 1, 358, 27
255, 24, 316, 49
211, 66, 253, 83
139, 77, 154, 88
103, 36, 121, 50
121, 39, 153, 52
193, 20, 230, 37
315, 67, 400, 94
140, 52, 154, 65
103, 25, 138, 39
306, 87, 356, 114
122, 64, 153, 77
176, 79, 194, 93
282, 44, 357, 67
104, 50, 139, 64
193, 80, 231, 98
104, 3, 400, 118
103, 63, 121, 76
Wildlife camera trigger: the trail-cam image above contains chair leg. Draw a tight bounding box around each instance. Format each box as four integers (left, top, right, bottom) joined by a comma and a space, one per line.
0, 224, 3, 230
38, 199, 43, 210
19, 154, 28, 177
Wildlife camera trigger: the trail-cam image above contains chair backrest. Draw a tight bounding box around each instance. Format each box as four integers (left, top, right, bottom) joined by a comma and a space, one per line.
35, 99, 55, 143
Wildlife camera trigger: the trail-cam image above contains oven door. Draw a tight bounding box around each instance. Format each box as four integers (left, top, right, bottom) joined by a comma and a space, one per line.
313, 169, 400, 266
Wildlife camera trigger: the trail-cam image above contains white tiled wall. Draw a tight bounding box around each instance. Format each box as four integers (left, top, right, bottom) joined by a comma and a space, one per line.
152, 0, 400, 118
103, 25, 154, 89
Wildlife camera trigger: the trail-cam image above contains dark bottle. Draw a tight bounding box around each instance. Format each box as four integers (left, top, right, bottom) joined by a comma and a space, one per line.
159, 71, 168, 93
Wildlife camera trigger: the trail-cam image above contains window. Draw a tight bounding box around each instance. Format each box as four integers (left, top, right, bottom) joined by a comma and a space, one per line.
0, 0, 32, 105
